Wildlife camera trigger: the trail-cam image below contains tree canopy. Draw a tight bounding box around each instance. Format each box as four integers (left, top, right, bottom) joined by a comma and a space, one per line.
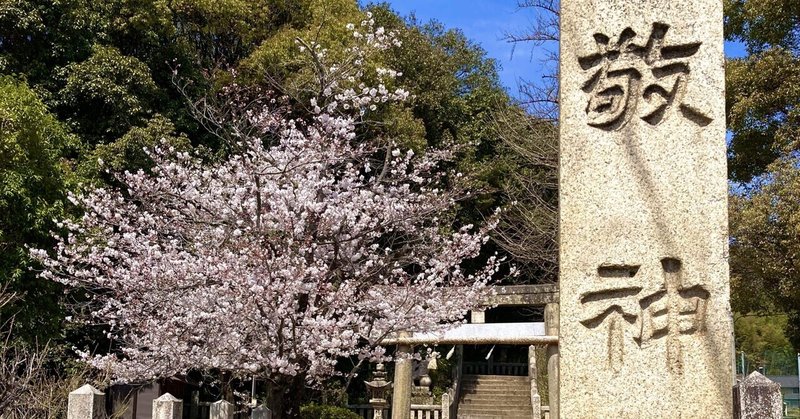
0, 75, 80, 343
725, 0, 800, 350
0, 0, 537, 355
724, 0, 800, 183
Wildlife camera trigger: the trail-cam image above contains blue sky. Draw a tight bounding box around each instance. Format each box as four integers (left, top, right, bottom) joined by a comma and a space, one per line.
375, 1, 747, 97
380, 0, 550, 94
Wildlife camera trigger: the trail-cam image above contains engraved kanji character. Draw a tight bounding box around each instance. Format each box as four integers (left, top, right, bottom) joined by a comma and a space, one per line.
579, 258, 710, 374
578, 22, 712, 130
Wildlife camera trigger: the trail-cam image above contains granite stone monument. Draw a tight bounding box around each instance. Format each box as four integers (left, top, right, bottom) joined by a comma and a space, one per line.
559, 0, 734, 416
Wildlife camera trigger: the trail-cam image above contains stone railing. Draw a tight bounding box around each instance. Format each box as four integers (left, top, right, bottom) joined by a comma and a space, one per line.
67, 384, 271, 419
409, 403, 442, 419
348, 404, 387, 419
348, 400, 448, 419
348, 404, 446, 419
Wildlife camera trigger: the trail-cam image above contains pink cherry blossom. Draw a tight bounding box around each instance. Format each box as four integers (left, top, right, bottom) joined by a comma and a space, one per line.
34, 22, 502, 385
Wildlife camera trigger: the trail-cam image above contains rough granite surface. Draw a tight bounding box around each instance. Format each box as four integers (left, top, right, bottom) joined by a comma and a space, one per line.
152, 393, 183, 419
251, 405, 273, 419
735, 372, 782, 419
67, 384, 105, 419
558, 0, 734, 417
210, 400, 235, 419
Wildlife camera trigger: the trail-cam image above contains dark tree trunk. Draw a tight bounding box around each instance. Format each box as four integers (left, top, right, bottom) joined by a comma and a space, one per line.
267, 376, 306, 419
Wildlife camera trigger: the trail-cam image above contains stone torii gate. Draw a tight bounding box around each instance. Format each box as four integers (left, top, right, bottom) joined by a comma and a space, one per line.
381, 284, 560, 419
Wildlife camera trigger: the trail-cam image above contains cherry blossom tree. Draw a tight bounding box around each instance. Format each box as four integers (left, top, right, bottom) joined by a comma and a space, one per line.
33, 15, 501, 404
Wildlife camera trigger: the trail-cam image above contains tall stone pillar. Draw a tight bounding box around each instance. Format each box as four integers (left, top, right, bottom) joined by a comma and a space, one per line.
391, 342, 413, 419
558, 0, 734, 416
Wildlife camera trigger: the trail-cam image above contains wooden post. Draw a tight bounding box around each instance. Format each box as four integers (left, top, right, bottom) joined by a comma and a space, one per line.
545, 303, 559, 419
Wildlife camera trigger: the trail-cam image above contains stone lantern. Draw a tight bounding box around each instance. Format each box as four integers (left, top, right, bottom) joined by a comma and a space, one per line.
365, 363, 392, 419
411, 373, 434, 405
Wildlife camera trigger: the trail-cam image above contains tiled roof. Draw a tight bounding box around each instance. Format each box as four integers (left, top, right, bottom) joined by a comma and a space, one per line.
766, 375, 800, 388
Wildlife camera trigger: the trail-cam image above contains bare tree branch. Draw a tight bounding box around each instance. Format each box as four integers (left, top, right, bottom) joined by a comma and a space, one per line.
503, 0, 561, 120
491, 108, 559, 283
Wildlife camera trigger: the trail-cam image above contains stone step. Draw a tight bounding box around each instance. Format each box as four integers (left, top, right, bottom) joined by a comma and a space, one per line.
461, 380, 530, 388
460, 400, 531, 406
458, 409, 534, 416
456, 374, 534, 418
461, 381, 531, 388
461, 392, 528, 398
459, 415, 532, 419
461, 391, 529, 398
459, 406, 533, 413
461, 384, 530, 388
458, 376, 532, 408
461, 389, 531, 399
460, 417, 531, 419
462, 374, 529, 381
460, 402, 532, 408
460, 395, 531, 403
461, 387, 529, 392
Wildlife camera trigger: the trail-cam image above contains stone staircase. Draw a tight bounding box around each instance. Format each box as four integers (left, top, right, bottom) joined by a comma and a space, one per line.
457, 374, 534, 419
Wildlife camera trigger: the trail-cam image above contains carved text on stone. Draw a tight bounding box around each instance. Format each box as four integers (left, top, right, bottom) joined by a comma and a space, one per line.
579, 258, 709, 373
578, 23, 713, 130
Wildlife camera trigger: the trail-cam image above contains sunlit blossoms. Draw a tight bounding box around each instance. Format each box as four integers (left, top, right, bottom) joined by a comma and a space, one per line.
33, 20, 501, 384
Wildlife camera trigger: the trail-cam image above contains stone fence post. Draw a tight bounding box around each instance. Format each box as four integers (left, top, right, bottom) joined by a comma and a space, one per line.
210, 400, 236, 419
529, 345, 542, 419
211, 400, 235, 419
734, 371, 782, 419
440, 392, 450, 419
68, 384, 105, 419
544, 303, 559, 419
152, 393, 182, 419
251, 405, 273, 419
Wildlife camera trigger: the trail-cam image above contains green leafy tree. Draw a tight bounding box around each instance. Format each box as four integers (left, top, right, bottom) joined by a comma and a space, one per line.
0, 76, 80, 343
735, 314, 795, 375
57, 44, 160, 142
730, 157, 800, 344
725, 49, 800, 183
724, 0, 800, 183
725, 0, 800, 348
